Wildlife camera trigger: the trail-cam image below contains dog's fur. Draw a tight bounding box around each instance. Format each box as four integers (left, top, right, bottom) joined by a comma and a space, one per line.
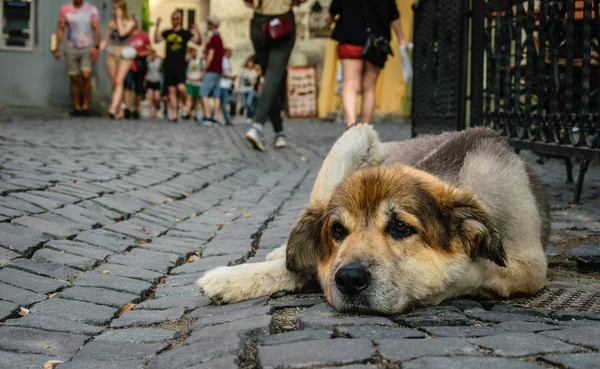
198, 125, 550, 314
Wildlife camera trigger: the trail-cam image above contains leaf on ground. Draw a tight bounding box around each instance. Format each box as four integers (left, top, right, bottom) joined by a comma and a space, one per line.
48, 293, 57, 299
117, 303, 136, 317
183, 192, 189, 197
43, 360, 64, 369
224, 212, 233, 216
300, 156, 307, 162
186, 255, 197, 263
18, 307, 29, 317
175, 217, 181, 222
75, 180, 80, 184
217, 222, 232, 227
164, 198, 173, 203
190, 213, 197, 218
243, 211, 251, 217
137, 240, 146, 245
143, 228, 152, 235
158, 278, 165, 285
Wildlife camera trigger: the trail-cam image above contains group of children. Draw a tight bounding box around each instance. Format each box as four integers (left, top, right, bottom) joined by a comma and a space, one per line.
125, 46, 266, 123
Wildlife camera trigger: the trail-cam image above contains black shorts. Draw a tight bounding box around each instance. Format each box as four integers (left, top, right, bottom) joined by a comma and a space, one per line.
147, 81, 161, 91
131, 71, 146, 97
163, 66, 186, 88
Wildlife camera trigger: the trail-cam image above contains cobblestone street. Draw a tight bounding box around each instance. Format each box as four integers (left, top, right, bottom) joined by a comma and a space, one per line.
0, 116, 599, 369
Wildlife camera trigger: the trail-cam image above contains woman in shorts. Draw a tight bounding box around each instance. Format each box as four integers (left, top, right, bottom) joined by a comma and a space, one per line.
146, 49, 163, 118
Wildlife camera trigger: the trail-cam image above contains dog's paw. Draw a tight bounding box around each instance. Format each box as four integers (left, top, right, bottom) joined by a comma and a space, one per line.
197, 266, 242, 304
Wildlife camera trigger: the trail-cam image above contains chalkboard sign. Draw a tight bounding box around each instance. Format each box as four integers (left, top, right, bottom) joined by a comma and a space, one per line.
286, 65, 318, 119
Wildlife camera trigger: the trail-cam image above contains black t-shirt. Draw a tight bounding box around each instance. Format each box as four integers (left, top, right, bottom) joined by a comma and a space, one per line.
162, 29, 192, 68
329, 0, 400, 46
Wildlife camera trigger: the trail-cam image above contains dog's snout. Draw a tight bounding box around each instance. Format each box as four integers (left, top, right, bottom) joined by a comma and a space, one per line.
335, 264, 371, 295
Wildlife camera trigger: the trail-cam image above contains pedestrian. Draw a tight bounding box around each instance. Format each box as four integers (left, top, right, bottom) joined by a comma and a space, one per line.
327, 0, 410, 128
99, 0, 137, 120
243, 0, 308, 151
146, 49, 163, 118
125, 24, 152, 119
54, 0, 101, 117
153, 11, 202, 122
198, 16, 225, 127
185, 47, 204, 121
217, 48, 235, 125
237, 56, 258, 124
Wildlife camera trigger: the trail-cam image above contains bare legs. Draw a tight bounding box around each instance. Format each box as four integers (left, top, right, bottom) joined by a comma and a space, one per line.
107, 57, 131, 118
69, 75, 82, 111
341, 59, 382, 127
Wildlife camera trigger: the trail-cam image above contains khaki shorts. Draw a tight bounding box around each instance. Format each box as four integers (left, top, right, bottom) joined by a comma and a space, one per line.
66, 47, 92, 76
106, 46, 133, 71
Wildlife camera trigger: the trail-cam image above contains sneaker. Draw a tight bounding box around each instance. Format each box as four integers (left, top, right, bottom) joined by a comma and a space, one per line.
246, 126, 267, 152
69, 109, 82, 117
124, 108, 131, 120
132, 111, 140, 120
274, 135, 287, 149
80, 109, 91, 117
198, 117, 214, 127
210, 117, 224, 126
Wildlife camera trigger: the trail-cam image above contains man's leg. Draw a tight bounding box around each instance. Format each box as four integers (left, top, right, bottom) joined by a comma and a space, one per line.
176, 83, 190, 117
220, 88, 231, 124
168, 86, 178, 120
79, 48, 93, 113
69, 75, 82, 111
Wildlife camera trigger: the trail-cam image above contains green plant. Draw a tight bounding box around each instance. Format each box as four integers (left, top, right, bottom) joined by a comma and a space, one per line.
141, 0, 151, 32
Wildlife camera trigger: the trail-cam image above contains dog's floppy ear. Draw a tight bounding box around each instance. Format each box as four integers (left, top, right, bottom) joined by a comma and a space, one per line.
286, 201, 326, 274
443, 188, 506, 267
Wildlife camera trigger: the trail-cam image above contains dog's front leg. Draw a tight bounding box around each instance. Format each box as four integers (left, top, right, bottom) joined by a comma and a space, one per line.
197, 257, 310, 304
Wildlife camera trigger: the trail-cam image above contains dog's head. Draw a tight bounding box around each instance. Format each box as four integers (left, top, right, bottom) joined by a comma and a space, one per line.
286, 164, 505, 314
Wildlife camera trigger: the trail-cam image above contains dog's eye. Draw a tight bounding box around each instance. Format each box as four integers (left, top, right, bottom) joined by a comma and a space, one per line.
387, 218, 415, 239
331, 221, 348, 242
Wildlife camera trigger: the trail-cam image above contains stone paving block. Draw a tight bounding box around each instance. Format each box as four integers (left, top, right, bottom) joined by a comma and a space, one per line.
491, 305, 553, 318
33, 248, 97, 270
542, 353, 600, 369
59, 287, 139, 308
0, 196, 45, 213
0, 300, 18, 320
45, 240, 113, 261
439, 299, 483, 311
469, 332, 580, 356
108, 248, 180, 273
258, 339, 373, 369
261, 330, 333, 346
52, 204, 114, 227
129, 213, 174, 229
93, 263, 162, 283
31, 298, 117, 326
164, 273, 201, 287
188, 296, 270, 319
0, 246, 20, 267
0, 205, 25, 218
403, 357, 546, 369
496, 321, 564, 333
0, 268, 68, 294
135, 296, 211, 312
4, 313, 103, 335
56, 360, 146, 369
463, 307, 549, 324
392, 306, 474, 327
185, 356, 239, 369
147, 336, 236, 369
540, 326, 600, 349
0, 223, 47, 255
77, 200, 124, 221
0, 282, 46, 306
187, 314, 272, 344
75, 230, 136, 253
551, 310, 600, 321
74, 271, 153, 295
36, 212, 91, 231
138, 238, 199, 258
423, 325, 510, 338
333, 326, 426, 341
11, 192, 63, 210
378, 337, 480, 361
72, 340, 169, 361
271, 297, 325, 310
296, 303, 394, 330
0, 352, 60, 369
154, 284, 201, 297
110, 308, 185, 328
8, 258, 81, 281
170, 255, 233, 275
103, 221, 159, 240
92, 194, 149, 215
0, 326, 87, 356
95, 328, 180, 343
12, 216, 79, 239
192, 305, 272, 330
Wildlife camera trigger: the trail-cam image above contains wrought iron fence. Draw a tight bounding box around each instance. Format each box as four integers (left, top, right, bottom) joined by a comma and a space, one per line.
412, 0, 600, 203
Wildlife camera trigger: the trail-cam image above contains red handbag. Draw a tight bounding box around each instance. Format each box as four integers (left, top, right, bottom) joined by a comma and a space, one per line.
262, 14, 294, 43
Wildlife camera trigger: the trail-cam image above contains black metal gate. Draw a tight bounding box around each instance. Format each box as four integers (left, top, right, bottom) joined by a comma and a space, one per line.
412, 0, 600, 202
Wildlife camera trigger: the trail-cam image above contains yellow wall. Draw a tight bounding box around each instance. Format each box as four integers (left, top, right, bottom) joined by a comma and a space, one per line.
318, 0, 413, 119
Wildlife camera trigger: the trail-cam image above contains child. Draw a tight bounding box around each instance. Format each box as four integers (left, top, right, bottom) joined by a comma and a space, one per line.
185, 47, 204, 121
237, 56, 258, 124
146, 49, 162, 118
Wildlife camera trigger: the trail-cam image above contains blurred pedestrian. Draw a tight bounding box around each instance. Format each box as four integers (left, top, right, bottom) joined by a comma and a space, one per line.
327, 0, 409, 128
185, 47, 204, 121
237, 56, 259, 123
198, 16, 225, 126
146, 49, 162, 118
218, 48, 235, 125
154, 11, 202, 122
124, 24, 151, 119
243, 0, 308, 151
54, 0, 101, 117
99, 0, 137, 120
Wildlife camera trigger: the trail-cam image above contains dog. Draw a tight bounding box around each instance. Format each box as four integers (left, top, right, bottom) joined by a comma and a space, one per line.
198, 125, 550, 314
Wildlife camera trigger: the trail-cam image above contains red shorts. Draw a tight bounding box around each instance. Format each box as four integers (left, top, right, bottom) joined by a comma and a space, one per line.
338, 43, 364, 59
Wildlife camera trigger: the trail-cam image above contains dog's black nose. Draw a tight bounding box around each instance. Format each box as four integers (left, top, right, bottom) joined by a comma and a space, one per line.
335, 264, 371, 295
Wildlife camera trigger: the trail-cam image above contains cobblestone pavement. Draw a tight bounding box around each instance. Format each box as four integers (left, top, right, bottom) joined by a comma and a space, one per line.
0, 117, 599, 369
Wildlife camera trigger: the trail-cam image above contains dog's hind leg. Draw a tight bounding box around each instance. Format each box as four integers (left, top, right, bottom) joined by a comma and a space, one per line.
197, 257, 309, 303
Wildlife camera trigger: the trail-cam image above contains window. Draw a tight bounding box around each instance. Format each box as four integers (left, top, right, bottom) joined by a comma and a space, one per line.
0, 0, 35, 51
187, 9, 195, 30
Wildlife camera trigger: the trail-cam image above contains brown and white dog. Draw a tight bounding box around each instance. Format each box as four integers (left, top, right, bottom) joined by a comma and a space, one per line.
198, 125, 550, 314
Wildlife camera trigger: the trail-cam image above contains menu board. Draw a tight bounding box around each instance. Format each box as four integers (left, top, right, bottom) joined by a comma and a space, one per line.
286, 66, 318, 119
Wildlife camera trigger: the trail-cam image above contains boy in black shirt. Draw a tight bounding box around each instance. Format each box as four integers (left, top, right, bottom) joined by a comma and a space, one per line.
154, 11, 202, 122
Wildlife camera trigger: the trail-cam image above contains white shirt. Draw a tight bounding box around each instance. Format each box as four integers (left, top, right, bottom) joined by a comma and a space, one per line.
238, 68, 258, 93
146, 57, 162, 83
186, 56, 204, 86
220, 57, 233, 89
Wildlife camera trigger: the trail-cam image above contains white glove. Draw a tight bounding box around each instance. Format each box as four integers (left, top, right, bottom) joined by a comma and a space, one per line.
399, 42, 414, 83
